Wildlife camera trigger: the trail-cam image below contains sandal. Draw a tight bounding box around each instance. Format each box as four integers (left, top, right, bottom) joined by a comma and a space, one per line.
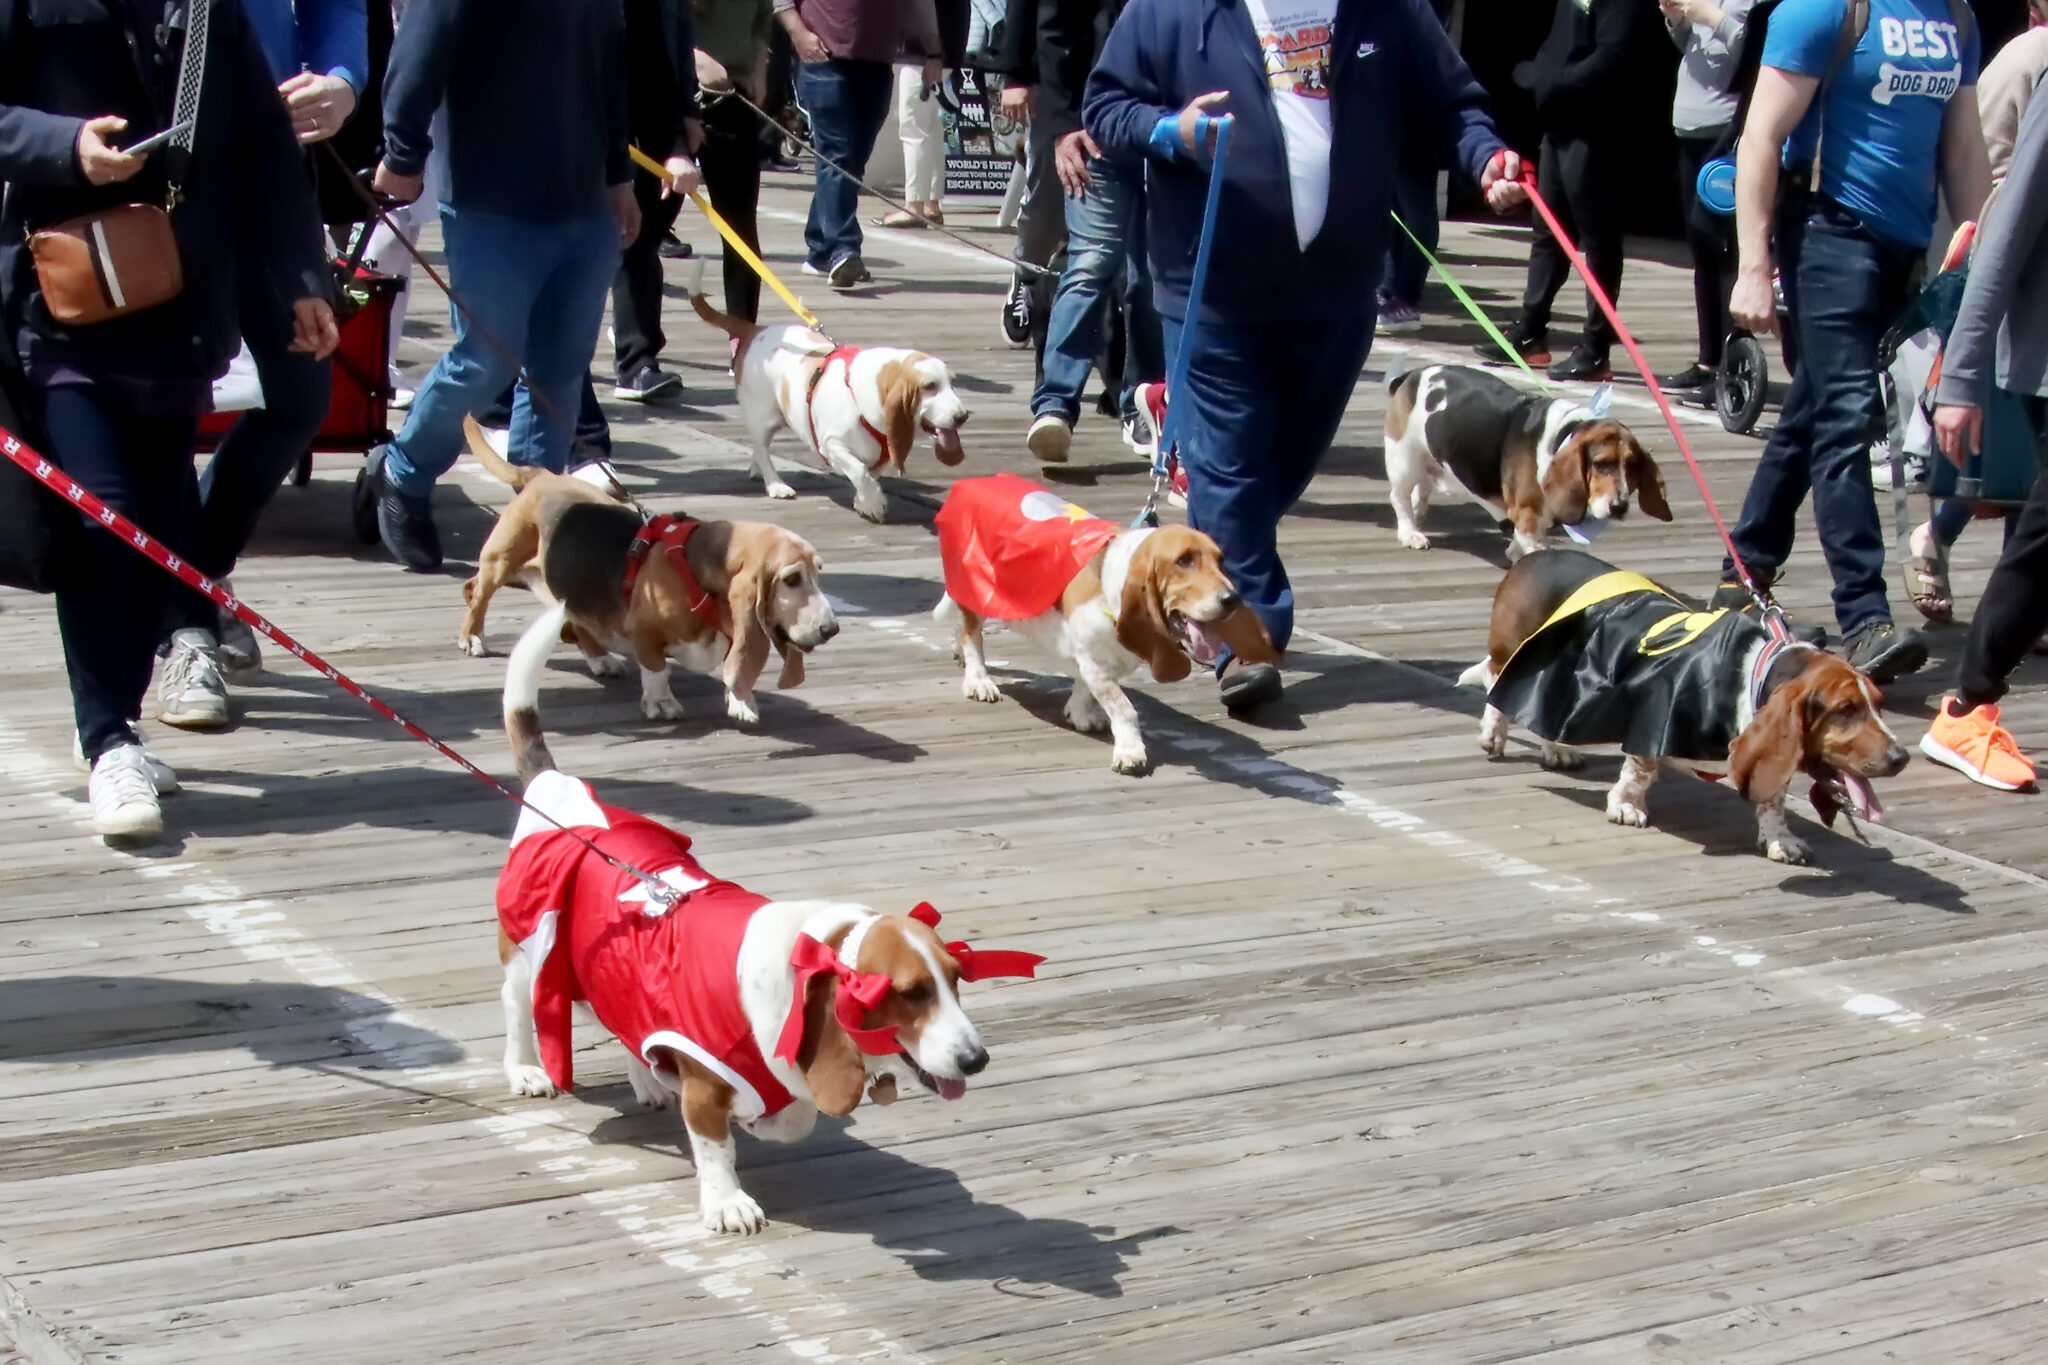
1903, 539, 1954, 625
876, 207, 939, 229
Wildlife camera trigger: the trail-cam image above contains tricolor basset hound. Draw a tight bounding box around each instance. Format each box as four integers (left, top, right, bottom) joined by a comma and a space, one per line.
930, 475, 1275, 775
1384, 362, 1669, 559
496, 769, 1041, 1234
1460, 550, 1910, 864
689, 274, 968, 523
490, 472, 837, 773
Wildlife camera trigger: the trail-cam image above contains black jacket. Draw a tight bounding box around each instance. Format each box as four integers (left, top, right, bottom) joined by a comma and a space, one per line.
0, 0, 329, 412
998, 0, 1125, 139
1520, 0, 1648, 137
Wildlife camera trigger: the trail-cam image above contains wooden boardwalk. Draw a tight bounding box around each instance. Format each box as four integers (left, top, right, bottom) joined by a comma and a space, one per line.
4, 178, 2048, 1363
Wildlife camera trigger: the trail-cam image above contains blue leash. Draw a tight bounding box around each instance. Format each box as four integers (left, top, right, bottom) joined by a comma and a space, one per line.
1136, 114, 1232, 529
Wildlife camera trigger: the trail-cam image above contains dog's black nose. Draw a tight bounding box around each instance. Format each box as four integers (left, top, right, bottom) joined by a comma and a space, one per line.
1217, 590, 1241, 612
816, 618, 840, 642
1882, 744, 1911, 776
959, 1046, 989, 1076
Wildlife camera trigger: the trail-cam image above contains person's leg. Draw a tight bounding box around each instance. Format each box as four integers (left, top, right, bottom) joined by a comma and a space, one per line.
698, 98, 765, 322
1956, 455, 2048, 708
1675, 132, 1730, 369
798, 60, 857, 270
43, 388, 196, 760
1517, 135, 1573, 340
1269, 314, 1376, 519
1012, 115, 1066, 274
611, 173, 684, 388
1567, 135, 1624, 357
1121, 192, 1164, 413
1931, 495, 1975, 546
1031, 159, 1141, 426
1381, 154, 1436, 308
382, 206, 541, 497
166, 280, 334, 638
515, 215, 623, 476
897, 65, 944, 210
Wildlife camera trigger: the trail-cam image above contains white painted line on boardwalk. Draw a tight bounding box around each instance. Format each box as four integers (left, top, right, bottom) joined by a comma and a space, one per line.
0, 718, 921, 1365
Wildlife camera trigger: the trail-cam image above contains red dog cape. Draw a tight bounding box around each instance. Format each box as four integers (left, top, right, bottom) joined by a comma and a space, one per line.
496, 772, 796, 1119
937, 473, 1122, 621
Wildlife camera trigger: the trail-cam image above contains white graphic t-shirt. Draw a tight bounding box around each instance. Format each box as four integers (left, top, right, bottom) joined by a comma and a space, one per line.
1243, 0, 1337, 250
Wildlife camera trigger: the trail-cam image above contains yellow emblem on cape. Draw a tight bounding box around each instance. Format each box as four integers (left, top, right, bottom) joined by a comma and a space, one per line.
1636, 608, 1728, 657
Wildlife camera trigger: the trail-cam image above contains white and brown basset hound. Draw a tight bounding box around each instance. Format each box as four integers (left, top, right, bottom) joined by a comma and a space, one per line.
496, 769, 1041, 1234
930, 475, 1274, 774
689, 272, 968, 522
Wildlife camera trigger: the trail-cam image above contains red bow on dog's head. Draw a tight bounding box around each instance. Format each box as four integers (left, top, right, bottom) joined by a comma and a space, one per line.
906, 902, 1045, 982
779, 935, 900, 1063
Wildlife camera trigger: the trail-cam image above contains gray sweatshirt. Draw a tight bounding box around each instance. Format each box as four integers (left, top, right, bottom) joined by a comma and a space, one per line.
1668, 0, 1754, 135
1936, 84, 2048, 406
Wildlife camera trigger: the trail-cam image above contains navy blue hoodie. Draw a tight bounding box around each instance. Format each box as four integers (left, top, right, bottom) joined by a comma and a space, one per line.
1083, 0, 1505, 325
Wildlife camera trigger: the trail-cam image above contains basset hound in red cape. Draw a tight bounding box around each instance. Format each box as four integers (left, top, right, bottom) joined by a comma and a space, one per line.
1383, 361, 1669, 559
1460, 550, 1910, 864
931, 474, 1276, 775
496, 770, 1042, 1234
686, 266, 969, 523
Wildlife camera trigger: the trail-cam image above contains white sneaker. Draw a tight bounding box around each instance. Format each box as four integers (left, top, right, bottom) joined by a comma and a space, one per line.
1026, 414, 1072, 464
158, 629, 230, 731
90, 744, 163, 842
72, 732, 179, 793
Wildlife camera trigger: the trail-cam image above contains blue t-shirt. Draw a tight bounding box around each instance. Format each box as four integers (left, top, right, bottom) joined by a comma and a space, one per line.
1766, 0, 1980, 248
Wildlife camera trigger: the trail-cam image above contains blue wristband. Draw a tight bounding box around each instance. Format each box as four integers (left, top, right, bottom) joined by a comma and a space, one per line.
1147, 113, 1182, 159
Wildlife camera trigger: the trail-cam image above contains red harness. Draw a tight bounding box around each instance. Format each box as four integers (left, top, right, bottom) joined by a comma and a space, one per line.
620, 515, 722, 632
804, 346, 892, 471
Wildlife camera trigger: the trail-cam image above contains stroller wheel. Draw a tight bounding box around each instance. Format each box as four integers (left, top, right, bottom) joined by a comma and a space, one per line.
1717, 333, 1770, 434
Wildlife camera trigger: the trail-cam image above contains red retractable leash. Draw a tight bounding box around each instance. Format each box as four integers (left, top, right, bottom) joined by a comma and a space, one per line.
1, 428, 686, 904
1516, 171, 1791, 643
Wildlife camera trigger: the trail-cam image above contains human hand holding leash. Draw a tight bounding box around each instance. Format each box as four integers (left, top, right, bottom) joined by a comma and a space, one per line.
290, 298, 340, 360
1177, 92, 1229, 159
78, 116, 145, 186
662, 154, 704, 200
1934, 403, 1983, 467
280, 71, 356, 144
372, 160, 425, 205
1483, 150, 1529, 213
1055, 130, 1100, 195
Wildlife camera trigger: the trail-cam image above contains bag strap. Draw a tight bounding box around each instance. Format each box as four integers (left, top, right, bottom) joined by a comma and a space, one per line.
163, 0, 210, 206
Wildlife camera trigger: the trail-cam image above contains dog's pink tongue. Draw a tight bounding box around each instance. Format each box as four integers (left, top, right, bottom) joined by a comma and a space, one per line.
936, 1076, 967, 1101
1844, 772, 1883, 824
932, 426, 966, 466
1186, 620, 1227, 666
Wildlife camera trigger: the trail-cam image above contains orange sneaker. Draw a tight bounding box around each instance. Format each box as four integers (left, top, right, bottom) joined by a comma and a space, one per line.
1920, 697, 2038, 791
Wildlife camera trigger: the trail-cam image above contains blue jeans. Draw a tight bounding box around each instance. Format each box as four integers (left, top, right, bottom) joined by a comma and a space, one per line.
1380, 156, 1437, 307
1724, 202, 1918, 634
41, 387, 197, 759
797, 59, 894, 271
384, 206, 619, 497
1159, 313, 1377, 653
1032, 156, 1161, 425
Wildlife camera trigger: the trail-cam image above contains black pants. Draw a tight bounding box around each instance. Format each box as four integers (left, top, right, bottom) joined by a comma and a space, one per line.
698, 95, 765, 322
612, 163, 686, 383
1674, 130, 1732, 368
42, 385, 197, 760
1958, 397, 2048, 708
1520, 132, 1623, 355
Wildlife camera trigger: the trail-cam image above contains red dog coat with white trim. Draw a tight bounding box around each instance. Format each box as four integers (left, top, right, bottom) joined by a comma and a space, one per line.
937, 473, 1122, 621
496, 772, 794, 1120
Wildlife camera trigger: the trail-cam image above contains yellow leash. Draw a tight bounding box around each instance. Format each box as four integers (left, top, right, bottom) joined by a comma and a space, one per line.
628, 145, 821, 331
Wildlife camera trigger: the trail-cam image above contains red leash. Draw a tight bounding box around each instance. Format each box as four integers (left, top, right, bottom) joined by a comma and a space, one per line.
1519, 176, 1785, 632
3, 426, 682, 902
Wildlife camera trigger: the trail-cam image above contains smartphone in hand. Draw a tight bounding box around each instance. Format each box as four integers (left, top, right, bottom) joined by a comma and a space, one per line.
119, 119, 192, 157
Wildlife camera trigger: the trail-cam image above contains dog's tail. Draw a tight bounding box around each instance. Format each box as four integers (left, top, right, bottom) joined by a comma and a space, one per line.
1455, 657, 1497, 690
464, 414, 536, 490
688, 258, 760, 342
505, 599, 566, 787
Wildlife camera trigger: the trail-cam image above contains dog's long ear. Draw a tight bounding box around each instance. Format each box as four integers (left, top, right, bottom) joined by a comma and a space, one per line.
1220, 601, 1280, 665
719, 534, 775, 692
1626, 440, 1673, 521
1728, 678, 1810, 806
1116, 540, 1192, 683
1541, 433, 1592, 524
796, 973, 869, 1117
876, 359, 922, 469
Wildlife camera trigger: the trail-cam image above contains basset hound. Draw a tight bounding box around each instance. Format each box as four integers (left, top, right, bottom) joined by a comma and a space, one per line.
1383, 362, 1669, 559
492, 472, 837, 776
930, 475, 1275, 774
1460, 549, 1910, 864
496, 770, 1041, 1234
688, 271, 968, 523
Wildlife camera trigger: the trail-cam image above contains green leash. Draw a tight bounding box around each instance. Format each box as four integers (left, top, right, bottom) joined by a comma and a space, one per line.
1390, 211, 1550, 393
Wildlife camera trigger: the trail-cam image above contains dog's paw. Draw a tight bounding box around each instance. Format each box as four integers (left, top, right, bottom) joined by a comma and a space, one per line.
1111, 742, 1152, 775
765, 480, 797, 501
642, 695, 686, 721
1479, 711, 1509, 758
505, 1064, 557, 1099
458, 633, 489, 658
1606, 797, 1650, 828
588, 652, 632, 679
701, 1191, 767, 1235
1396, 528, 1432, 551
626, 1069, 667, 1111
1764, 834, 1811, 865
726, 692, 761, 726
964, 676, 1001, 703
1539, 742, 1585, 771
854, 492, 890, 523
1065, 703, 1109, 734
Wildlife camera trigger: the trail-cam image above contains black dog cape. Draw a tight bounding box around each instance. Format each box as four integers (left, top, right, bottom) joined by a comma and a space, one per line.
1489, 571, 1775, 764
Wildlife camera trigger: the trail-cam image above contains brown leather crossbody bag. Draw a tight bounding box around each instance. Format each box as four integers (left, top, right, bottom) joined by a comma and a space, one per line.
26, 0, 208, 326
